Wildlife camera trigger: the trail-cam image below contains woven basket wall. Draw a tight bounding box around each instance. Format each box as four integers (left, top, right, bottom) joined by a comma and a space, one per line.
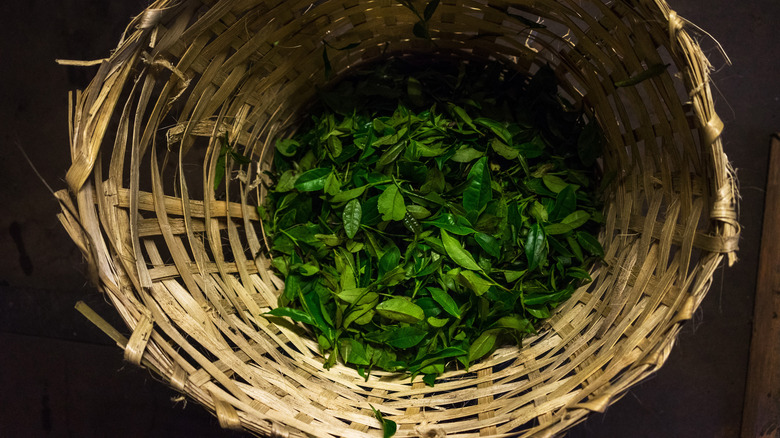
56, 0, 740, 436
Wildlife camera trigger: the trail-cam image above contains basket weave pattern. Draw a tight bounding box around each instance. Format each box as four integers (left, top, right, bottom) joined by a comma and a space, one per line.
57, 0, 739, 436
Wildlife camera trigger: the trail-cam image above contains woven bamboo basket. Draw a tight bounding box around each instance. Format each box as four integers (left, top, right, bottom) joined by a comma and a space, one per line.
56, 0, 740, 436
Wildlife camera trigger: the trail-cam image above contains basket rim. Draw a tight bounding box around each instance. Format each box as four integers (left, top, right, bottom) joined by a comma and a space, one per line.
57, 0, 740, 437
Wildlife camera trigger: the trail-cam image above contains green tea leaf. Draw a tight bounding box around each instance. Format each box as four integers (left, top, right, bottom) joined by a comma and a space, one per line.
326, 173, 344, 196
503, 270, 525, 283
494, 315, 534, 333
448, 103, 479, 131
378, 265, 407, 285
544, 222, 572, 235
429, 287, 461, 318
265, 307, 316, 326
420, 167, 445, 194
576, 231, 604, 257
416, 141, 449, 158
297, 149, 316, 171
294, 168, 332, 192
340, 338, 370, 365
548, 235, 573, 258
376, 298, 425, 323
490, 138, 518, 160
286, 223, 323, 246
296, 263, 320, 276
567, 234, 584, 262
567, 266, 592, 280
475, 118, 512, 144
525, 177, 556, 197
529, 200, 548, 223
427, 316, 449, 327
347, 240, 364, 253
337, 288, 373, 304
275, 170, 298, 193
376, 140, 407, 167
459, 270, 492, 296
542, 174, 570, 194
361, 195, 382, 226
343, 199, 362, 239
474, 232, 500, 258
425, 214, 475, 235
328, 135, 343, 158
403, 212, 422, 235
378, 246, 401, 278
441, 230, 481, 271
526, 306, 551, 319
385, 326, 428, 348
370, 405, 397, 438
275, 138, 299, 157
337, 253, 357, 291
406, 204, 432, 219
414, 255, 443, 278
299, 288, 333, 340
525, 223, 546, 270
214, 153, 226, 190
561, 210, 590, 229
378, 185, 407, 221
516, 135, 545, 158
450, 146, 484, 163
550, 185, 577, 221
408, 346, 467, 371
373, 117, 390, 134
463, 157, 492, 213
468, 330, 498, 362
331, 184, 368, 203
343, 302, 377, 328
413, 21, 430, 40
228, 149, 251, 165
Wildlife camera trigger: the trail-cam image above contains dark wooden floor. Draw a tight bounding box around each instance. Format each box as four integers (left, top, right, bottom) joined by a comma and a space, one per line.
741, 136, 780, 438
0, 0, 778, 436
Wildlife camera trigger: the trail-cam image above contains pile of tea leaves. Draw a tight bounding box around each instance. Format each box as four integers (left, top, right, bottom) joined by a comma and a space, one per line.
257, 57, 604, 383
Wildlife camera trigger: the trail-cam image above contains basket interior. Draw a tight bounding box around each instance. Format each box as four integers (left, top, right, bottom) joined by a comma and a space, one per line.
57, 0, 739, 436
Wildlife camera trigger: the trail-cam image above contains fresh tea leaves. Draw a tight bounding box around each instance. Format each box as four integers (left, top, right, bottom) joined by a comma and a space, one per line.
214, 133, 251, 190
370, 405, 398, 438
259, 58, 604, 383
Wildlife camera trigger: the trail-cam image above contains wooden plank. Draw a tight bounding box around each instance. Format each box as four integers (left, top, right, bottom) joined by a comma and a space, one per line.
741, 134, 780, 438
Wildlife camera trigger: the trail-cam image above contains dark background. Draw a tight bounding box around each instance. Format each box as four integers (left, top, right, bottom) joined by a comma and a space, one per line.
0, 1, 777, 436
